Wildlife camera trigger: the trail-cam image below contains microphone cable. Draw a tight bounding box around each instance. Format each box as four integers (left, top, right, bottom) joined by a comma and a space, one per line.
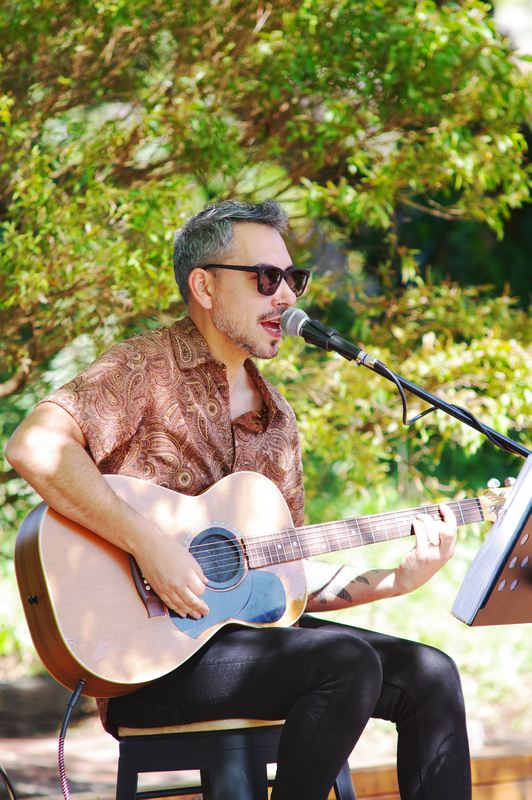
281, 307, 524, 457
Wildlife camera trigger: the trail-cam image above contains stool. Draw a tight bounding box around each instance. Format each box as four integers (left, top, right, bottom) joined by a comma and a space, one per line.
116, 718, 356, 800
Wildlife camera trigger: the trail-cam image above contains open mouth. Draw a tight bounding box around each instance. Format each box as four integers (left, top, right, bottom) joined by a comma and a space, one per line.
261, 319, 282, 338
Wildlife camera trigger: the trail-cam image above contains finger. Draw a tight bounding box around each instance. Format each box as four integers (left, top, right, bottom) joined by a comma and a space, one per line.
424, 515, 441, 547
438, 503, 457, 534
161, 595, 189, 618
180, 585, 210, 617
188, 570, 208, 596
437, 504, 457, 555
196, 565, 209, 585
189, 556, 209, 584
412, 516, 431, 552
165, 590, 209, 619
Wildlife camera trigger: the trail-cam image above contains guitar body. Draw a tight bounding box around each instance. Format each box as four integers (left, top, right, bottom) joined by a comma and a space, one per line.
15, 472, 307, 697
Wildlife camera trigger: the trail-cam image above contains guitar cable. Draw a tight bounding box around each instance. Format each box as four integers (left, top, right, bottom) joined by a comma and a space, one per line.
0, 761, 18, 800
58, 679, 86, 800
0, 678, 86, 800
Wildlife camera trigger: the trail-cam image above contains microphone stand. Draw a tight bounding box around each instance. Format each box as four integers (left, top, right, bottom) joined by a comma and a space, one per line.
296, 319, 530, 459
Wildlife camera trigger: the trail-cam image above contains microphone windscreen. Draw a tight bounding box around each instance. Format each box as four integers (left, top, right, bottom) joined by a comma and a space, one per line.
281, 307, 308, 337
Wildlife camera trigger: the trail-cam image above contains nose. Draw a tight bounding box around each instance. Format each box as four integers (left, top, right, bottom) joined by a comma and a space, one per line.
272, 275, 297, 307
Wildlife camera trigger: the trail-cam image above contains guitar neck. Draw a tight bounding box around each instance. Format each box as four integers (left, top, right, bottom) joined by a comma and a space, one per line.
246, 497, 486, 569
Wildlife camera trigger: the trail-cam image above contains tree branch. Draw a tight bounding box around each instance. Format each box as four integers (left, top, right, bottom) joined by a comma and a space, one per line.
0, 356, 32, 399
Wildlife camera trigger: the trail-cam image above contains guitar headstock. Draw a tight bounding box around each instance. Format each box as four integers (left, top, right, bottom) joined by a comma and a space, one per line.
478, 477, 514, 523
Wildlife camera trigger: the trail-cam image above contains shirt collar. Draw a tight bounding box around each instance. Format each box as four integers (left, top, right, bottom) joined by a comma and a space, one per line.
170, 316, 284, 427
169, 316, 220, 370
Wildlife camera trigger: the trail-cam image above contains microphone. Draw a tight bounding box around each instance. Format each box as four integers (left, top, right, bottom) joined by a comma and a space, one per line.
281, 308, 380, 367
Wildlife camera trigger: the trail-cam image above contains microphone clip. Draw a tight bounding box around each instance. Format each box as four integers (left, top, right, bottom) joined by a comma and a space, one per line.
300, 319, 378, 367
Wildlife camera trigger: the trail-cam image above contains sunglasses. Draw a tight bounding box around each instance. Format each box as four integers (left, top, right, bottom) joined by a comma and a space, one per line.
203, 263, 310, 298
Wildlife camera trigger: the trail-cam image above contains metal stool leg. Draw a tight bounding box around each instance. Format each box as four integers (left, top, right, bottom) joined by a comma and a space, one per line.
333, 760, 356, 799
115, 753, 139, 800
204, 748, 269, 800
203, 728, 274, 800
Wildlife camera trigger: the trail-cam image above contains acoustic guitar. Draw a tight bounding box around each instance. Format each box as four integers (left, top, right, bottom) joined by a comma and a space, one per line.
15, 471, 506, 697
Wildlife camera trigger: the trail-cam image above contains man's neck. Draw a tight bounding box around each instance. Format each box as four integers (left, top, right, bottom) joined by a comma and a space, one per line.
187, 307, 248, 390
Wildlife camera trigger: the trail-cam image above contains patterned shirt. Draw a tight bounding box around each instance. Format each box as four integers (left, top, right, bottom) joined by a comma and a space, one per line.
43, 316, 304, 525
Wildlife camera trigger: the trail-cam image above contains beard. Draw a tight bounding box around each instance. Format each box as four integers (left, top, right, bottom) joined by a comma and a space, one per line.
210, 303, 278, 360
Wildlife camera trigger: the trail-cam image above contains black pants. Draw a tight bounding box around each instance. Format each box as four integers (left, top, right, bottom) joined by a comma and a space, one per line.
109, 615, 472, 800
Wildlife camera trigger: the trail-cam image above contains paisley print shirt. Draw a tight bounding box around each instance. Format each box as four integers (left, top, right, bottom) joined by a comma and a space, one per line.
43, 315, 305, 526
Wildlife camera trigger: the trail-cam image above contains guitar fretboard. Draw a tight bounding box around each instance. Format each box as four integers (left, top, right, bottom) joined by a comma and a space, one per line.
245, 498, 485, 569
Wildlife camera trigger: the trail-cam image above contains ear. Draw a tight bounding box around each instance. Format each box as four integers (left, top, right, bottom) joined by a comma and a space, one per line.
188, 267, 214, 309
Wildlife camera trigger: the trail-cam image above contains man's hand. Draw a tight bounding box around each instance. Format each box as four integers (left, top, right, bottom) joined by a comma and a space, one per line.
393, 504, 457, 595
133, 535, 209, 619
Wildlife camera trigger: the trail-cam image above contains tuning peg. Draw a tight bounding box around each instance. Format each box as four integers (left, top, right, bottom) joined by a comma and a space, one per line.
487, 478, 501, 489
504, 477, 516, 487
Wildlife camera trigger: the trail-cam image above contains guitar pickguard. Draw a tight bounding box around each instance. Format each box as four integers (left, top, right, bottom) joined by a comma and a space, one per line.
169, 570, 287, 638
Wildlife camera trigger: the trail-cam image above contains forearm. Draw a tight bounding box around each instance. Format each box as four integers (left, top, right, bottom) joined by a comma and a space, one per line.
7, 402, 209, 617
6, 408, 151, 556
304, 560, 400, 612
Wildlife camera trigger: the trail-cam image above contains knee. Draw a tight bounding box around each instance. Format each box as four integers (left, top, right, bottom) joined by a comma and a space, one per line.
406, 644, 465, 707
414, 645, 461, 686
316, 632, 383, 699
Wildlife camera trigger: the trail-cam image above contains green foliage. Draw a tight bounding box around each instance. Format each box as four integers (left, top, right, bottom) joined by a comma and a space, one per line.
1, 0, 530, 384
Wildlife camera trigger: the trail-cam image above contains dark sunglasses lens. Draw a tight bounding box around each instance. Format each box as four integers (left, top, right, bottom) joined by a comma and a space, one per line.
258, 268, 283, 295
286, 270, 308, 297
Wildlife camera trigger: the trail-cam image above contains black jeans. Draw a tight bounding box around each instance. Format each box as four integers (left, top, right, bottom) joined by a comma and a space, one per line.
109, 615, 472, 800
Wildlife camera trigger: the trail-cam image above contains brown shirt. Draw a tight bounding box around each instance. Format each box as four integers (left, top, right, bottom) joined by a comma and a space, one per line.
44, 316, 304, 526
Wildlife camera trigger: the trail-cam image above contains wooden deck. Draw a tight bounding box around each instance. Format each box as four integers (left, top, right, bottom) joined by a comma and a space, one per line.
341, 748, 532, 799
165, 746, 532, 798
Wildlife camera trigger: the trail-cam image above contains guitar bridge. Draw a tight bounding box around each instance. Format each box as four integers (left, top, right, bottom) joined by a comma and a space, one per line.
129, 555, 166, 617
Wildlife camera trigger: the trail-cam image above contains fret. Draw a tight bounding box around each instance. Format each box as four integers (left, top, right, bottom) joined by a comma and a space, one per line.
366, 516, 377, 544
282, 529, 304, 561
334, 522, 342, 552
342, 519, 351, 550
252, 541, 268, 570
394, 510, 403, 538
272, 537, 282, 564
353, 517, 364, 547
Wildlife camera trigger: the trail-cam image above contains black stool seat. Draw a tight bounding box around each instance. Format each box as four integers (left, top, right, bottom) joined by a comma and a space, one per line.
116, 718, 356, 800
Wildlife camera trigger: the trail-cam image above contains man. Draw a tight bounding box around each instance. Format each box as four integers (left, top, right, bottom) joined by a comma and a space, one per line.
6, 200, 471, 800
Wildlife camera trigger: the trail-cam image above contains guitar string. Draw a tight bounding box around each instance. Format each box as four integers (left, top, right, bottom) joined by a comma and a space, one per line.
186, 499, 487, 573
187, 499, 484, 565
187, 510, 486, 579
185, 497, 485, 556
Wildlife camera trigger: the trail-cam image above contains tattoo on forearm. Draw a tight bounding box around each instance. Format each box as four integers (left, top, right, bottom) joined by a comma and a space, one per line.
308, 567, 390, 607
311, 583, 352, 605
336, 587, 352, 602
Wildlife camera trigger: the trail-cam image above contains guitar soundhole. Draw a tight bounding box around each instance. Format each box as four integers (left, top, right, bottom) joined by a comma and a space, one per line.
190, 527, 245, 588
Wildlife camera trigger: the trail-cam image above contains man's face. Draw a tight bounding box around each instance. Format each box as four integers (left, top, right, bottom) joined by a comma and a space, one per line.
208, 222, 298, 360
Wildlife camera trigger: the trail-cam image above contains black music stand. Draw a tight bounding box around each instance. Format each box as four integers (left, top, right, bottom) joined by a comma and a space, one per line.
452, 456, 532, 626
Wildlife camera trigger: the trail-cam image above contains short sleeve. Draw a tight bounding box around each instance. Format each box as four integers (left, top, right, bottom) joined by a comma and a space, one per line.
41, 337, 152, 466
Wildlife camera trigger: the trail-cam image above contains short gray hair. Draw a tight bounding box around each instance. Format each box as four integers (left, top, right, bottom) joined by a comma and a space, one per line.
173, 199, 289, 302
